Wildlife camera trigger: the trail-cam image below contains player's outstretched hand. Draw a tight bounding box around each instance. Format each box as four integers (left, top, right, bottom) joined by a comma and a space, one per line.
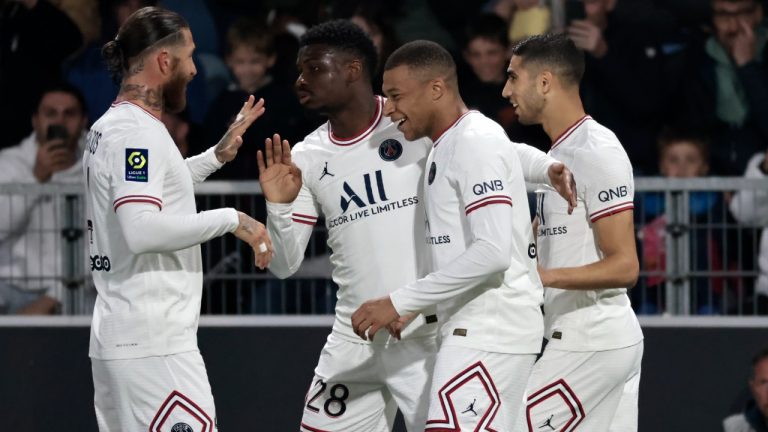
548, 162, 577, 214
351, 296, 400, 341
233, 211, 273, 269
257, 133, 302, 203
214, 95, 266, 163
386, 313, 416, 340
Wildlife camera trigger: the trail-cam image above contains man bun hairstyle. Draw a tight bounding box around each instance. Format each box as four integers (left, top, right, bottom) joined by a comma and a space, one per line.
299, 19, 378, 82
384, 40, 457, 84
102, 6, 189, 83
511, 33, 585, 87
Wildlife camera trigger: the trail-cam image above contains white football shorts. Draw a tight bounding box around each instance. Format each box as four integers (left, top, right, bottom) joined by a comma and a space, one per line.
92, 350, 217, 432
519, 341, 643, 432
299, 333, 437, 432
425, 345, 536, 432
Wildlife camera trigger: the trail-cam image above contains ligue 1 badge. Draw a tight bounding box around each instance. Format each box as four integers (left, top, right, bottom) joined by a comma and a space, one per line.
428, 162, 436, 185
378, 139, 403, 161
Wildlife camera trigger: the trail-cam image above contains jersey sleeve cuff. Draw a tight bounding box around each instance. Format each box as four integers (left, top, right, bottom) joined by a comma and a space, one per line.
589, 202, 634, 222
224, 208, 239, 233
205, 145, 226, 168
389, 290, 411, 316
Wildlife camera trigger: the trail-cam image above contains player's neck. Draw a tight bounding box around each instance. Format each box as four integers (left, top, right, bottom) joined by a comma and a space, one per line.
542, 96, 585, 147
430, 101, 468, 142
116, 81, 164, 119
328, 94, 378, 139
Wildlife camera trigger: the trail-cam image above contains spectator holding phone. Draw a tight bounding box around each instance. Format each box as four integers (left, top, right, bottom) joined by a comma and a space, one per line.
0, 82, 88, 314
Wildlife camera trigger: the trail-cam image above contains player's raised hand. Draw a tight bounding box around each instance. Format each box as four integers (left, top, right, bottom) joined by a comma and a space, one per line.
351, 296, 400, 341
257, 133, 303, 203
233, 211, 274, 269
214, 95, 266, 163
548, 162, 578, 214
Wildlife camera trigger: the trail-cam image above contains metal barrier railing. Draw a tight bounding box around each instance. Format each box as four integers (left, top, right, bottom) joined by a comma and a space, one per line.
0, 178, 766, 316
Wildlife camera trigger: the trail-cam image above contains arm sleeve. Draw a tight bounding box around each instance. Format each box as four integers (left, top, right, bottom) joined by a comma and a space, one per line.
116, 203, 239, 254
515, 142, 557, 185
266, 150, 322, 279
580, 142, 635, 223
729, 153, 768, 225
389, 135, 516, 314
185, 145, 226, 184
110, 128, 239, 254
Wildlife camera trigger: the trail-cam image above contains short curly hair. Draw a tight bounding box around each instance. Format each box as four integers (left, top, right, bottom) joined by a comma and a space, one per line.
299, 19, 378, 82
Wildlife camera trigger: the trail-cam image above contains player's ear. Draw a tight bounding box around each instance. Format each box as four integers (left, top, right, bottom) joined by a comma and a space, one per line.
430, 78, 445, 101
538, 70, 553, 95
156, 50, 169, 74
346, 59, 364, 83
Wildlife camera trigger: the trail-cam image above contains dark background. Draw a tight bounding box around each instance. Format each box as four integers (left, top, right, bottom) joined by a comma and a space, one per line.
0, 324, 765, 431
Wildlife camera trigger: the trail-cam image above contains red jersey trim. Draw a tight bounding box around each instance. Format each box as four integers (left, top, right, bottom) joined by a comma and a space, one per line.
590, 202, 634, 222
328, 96, 383, 146
300, 422, 331, 432
550, 115, 592, 150
465, 195, 513, 215
111, 100, 163, 123
113, 195, 162, 212
433, 110, 478, 147
292, 213, 318, 226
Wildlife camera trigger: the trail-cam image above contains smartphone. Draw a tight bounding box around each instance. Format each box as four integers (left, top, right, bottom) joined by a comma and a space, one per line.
46, 124, 69, 141
565, 0, 586, 23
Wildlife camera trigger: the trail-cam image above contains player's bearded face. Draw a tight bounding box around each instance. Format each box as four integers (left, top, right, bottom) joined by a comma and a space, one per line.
516, 83, 545, 125
163, 58, 188, 114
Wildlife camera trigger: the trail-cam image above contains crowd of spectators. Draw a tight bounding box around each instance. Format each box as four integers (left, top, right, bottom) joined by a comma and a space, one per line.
0, 0, 766, 315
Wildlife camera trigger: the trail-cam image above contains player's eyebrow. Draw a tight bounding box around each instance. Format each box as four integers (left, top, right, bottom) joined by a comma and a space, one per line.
507, 69, 517, 79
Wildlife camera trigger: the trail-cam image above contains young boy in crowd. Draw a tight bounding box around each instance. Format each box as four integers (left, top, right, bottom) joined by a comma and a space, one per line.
204, 17, 311, 180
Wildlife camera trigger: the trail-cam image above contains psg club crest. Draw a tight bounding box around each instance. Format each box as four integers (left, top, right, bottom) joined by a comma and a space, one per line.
171, 423, 193, 432
428, 162, 437, 185
378, 139, 403, 161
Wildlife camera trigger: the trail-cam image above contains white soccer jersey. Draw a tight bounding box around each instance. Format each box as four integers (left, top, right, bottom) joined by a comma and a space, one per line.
535, 115, 643, 351
389, 111, 544, 354
267, 96, 437, 343
84, 101, 238, 360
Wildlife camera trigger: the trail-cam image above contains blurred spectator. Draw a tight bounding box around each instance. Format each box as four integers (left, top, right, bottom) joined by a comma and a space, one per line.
635, 128, 732, 314
0, 83, 87, 314
723, 347, 768, 431
64, 0, 157, 121
729, 148, 768, 314
508, 0, 551, 43
568, 0, 671, 174
349, 1, 400, 92
0, 0, 83, 149
677, 0, 768, 175
66, 0, 212, 123
204, 17, 309, 181
161, 109, 205, 158
459, 12, 549, 149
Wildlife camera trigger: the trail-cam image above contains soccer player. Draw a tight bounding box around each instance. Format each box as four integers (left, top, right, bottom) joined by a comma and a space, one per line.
84, 7, 272, 431
258, 21, 575, 432
503, 33, 644, 431
351, 40, 546, 431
